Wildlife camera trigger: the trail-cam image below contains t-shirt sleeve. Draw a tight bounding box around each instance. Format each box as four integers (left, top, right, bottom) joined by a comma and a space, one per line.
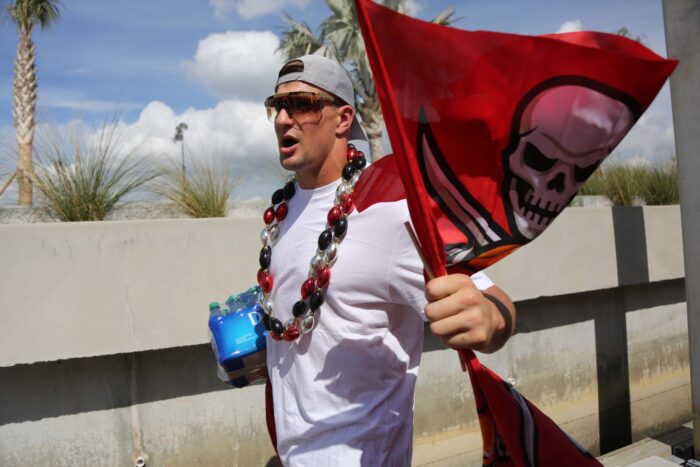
386, 214, 495, 321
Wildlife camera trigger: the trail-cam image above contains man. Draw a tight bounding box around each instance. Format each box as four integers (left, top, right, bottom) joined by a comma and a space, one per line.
262, 55, 516, 466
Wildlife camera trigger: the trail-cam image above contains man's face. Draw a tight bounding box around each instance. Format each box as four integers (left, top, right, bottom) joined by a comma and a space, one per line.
274, 81, 340, 176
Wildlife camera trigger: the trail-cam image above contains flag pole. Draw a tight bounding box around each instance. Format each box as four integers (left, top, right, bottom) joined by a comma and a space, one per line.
662, 0, 700, 459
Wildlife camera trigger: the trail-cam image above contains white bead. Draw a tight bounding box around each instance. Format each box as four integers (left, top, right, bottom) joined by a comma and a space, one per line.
351, 171, 361, 188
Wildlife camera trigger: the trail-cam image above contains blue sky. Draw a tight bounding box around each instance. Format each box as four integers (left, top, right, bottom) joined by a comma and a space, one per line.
0, 0, 674, 199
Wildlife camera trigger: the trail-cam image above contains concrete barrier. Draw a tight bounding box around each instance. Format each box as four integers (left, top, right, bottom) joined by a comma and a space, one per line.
0, 206, 688, 465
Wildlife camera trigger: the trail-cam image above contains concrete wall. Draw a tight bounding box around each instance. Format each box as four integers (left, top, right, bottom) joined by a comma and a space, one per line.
0, 206, 688, 466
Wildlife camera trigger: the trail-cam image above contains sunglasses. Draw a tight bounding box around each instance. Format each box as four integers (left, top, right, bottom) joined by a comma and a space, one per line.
264, 91, 340, 123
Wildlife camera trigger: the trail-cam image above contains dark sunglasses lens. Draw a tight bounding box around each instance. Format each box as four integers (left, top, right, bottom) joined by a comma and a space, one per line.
266, 94, 322, 121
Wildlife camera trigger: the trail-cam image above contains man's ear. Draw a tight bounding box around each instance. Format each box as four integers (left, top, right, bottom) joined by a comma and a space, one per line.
335, 105, 355, 138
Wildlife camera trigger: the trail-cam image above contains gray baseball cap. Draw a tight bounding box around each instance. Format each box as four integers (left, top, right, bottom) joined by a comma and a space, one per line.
275, 55, 368, 142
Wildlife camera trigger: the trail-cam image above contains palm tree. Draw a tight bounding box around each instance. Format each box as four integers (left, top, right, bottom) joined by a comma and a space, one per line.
7, 0, 62, 206
279, 0, 457, 162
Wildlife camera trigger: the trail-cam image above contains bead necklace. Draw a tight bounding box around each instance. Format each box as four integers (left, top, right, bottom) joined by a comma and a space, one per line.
257, 144, 367, 342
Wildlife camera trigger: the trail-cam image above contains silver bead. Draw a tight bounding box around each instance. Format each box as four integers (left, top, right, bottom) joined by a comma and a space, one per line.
335, 183, 348, 203
269, 224, 280, 242
260, 297, 274, 314
310, 253, 324, 271
351, 170, 361, 188
324, 242, 338, 266
257, 289, 268, 306
260, 227, 269, 246
301, 314, 315, 334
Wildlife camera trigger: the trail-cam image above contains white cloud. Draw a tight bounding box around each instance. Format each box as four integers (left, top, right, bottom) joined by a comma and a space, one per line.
181, 30, 284, 102
210, 0, 310, 20
93, 99, 283, 198
557, 20, 583, 34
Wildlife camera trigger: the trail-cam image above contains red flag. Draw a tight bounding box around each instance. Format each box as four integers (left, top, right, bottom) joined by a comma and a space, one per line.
354, 0, 677, 465
354, 0, 676, 275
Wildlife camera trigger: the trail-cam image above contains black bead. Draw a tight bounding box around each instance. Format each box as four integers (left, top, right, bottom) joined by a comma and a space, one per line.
283, 181, 295, 200
271, 189, 284, 205
342, 162, 355, 181
292, 300, 308, 318
262, 313, 271, 331
318, 229, 333, 250
270, 317, 284, 334
353, 155, 367, 170
309, 290, 324, 311
333, 217, 348, 238
347, 143, 355, 149
259, 246, 271, 269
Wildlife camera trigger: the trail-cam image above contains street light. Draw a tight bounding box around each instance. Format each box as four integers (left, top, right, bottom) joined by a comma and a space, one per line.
173, 122, 188, 177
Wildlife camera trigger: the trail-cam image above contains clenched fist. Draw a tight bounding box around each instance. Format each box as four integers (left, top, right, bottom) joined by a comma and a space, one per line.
424, 274, 515, 354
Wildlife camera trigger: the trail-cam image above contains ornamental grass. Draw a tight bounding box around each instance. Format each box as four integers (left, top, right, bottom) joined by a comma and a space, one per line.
32, 122, 159, 221
637, 157, 679, 205
598, 161, 647, 206
153, 157, 238, 218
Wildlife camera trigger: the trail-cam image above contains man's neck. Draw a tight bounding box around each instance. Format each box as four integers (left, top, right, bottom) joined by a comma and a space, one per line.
296, 143, 347, 189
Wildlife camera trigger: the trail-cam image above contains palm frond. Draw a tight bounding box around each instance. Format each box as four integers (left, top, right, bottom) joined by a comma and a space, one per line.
279, 14, 323, 59
8, 0, 62, 32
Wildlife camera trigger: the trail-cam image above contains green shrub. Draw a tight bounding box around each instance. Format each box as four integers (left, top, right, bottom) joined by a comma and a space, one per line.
638, 158, 679, 205
154, 158, 238, 218
32, 123, 158, 221
598, 161, 646, 206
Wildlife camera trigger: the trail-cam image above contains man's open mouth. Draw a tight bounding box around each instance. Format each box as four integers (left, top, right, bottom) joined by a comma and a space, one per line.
281, 135, 299, 148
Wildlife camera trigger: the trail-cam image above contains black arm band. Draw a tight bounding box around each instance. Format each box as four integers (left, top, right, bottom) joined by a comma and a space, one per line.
483, 293, 514, 336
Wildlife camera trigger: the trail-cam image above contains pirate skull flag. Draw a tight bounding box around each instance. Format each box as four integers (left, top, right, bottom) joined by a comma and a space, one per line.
354, 0, 677, 276
353, 0, 677, 465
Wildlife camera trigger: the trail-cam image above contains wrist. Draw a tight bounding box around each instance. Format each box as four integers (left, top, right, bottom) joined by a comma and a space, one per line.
483, 292, 514, 352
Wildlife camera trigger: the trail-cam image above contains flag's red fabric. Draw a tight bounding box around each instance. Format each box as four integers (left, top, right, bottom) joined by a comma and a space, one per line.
354, 0, 676, 276
354, 0, 676, 465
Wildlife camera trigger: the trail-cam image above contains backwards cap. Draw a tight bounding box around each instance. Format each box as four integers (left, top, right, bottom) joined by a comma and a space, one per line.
276, 55, 368, 142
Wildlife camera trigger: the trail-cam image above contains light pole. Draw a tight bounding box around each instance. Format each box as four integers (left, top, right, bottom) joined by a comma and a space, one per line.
173, 123, 188, 178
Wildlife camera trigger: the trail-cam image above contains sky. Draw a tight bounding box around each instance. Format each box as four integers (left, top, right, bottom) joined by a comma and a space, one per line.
0, 0, 675, 201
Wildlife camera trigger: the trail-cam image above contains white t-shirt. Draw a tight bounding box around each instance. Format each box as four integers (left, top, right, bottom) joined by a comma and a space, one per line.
267, 178, 493, 466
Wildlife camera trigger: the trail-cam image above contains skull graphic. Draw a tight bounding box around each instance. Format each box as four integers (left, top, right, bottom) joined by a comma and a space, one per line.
505, 84, 634, 239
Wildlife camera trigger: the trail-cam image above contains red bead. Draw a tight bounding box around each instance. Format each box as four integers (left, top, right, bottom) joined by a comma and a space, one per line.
257, 269, 273, 292
340, 194, 354, 214
347, 148, 358, 161
276, 202, 288, 221
285, 328, 300, 340
301, 278, 315, 299
316, 266, 331, 289
263, 207, 275, 225
357, 151, 365, 160
327, 206, 342, 225
270, 332, 281, 341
